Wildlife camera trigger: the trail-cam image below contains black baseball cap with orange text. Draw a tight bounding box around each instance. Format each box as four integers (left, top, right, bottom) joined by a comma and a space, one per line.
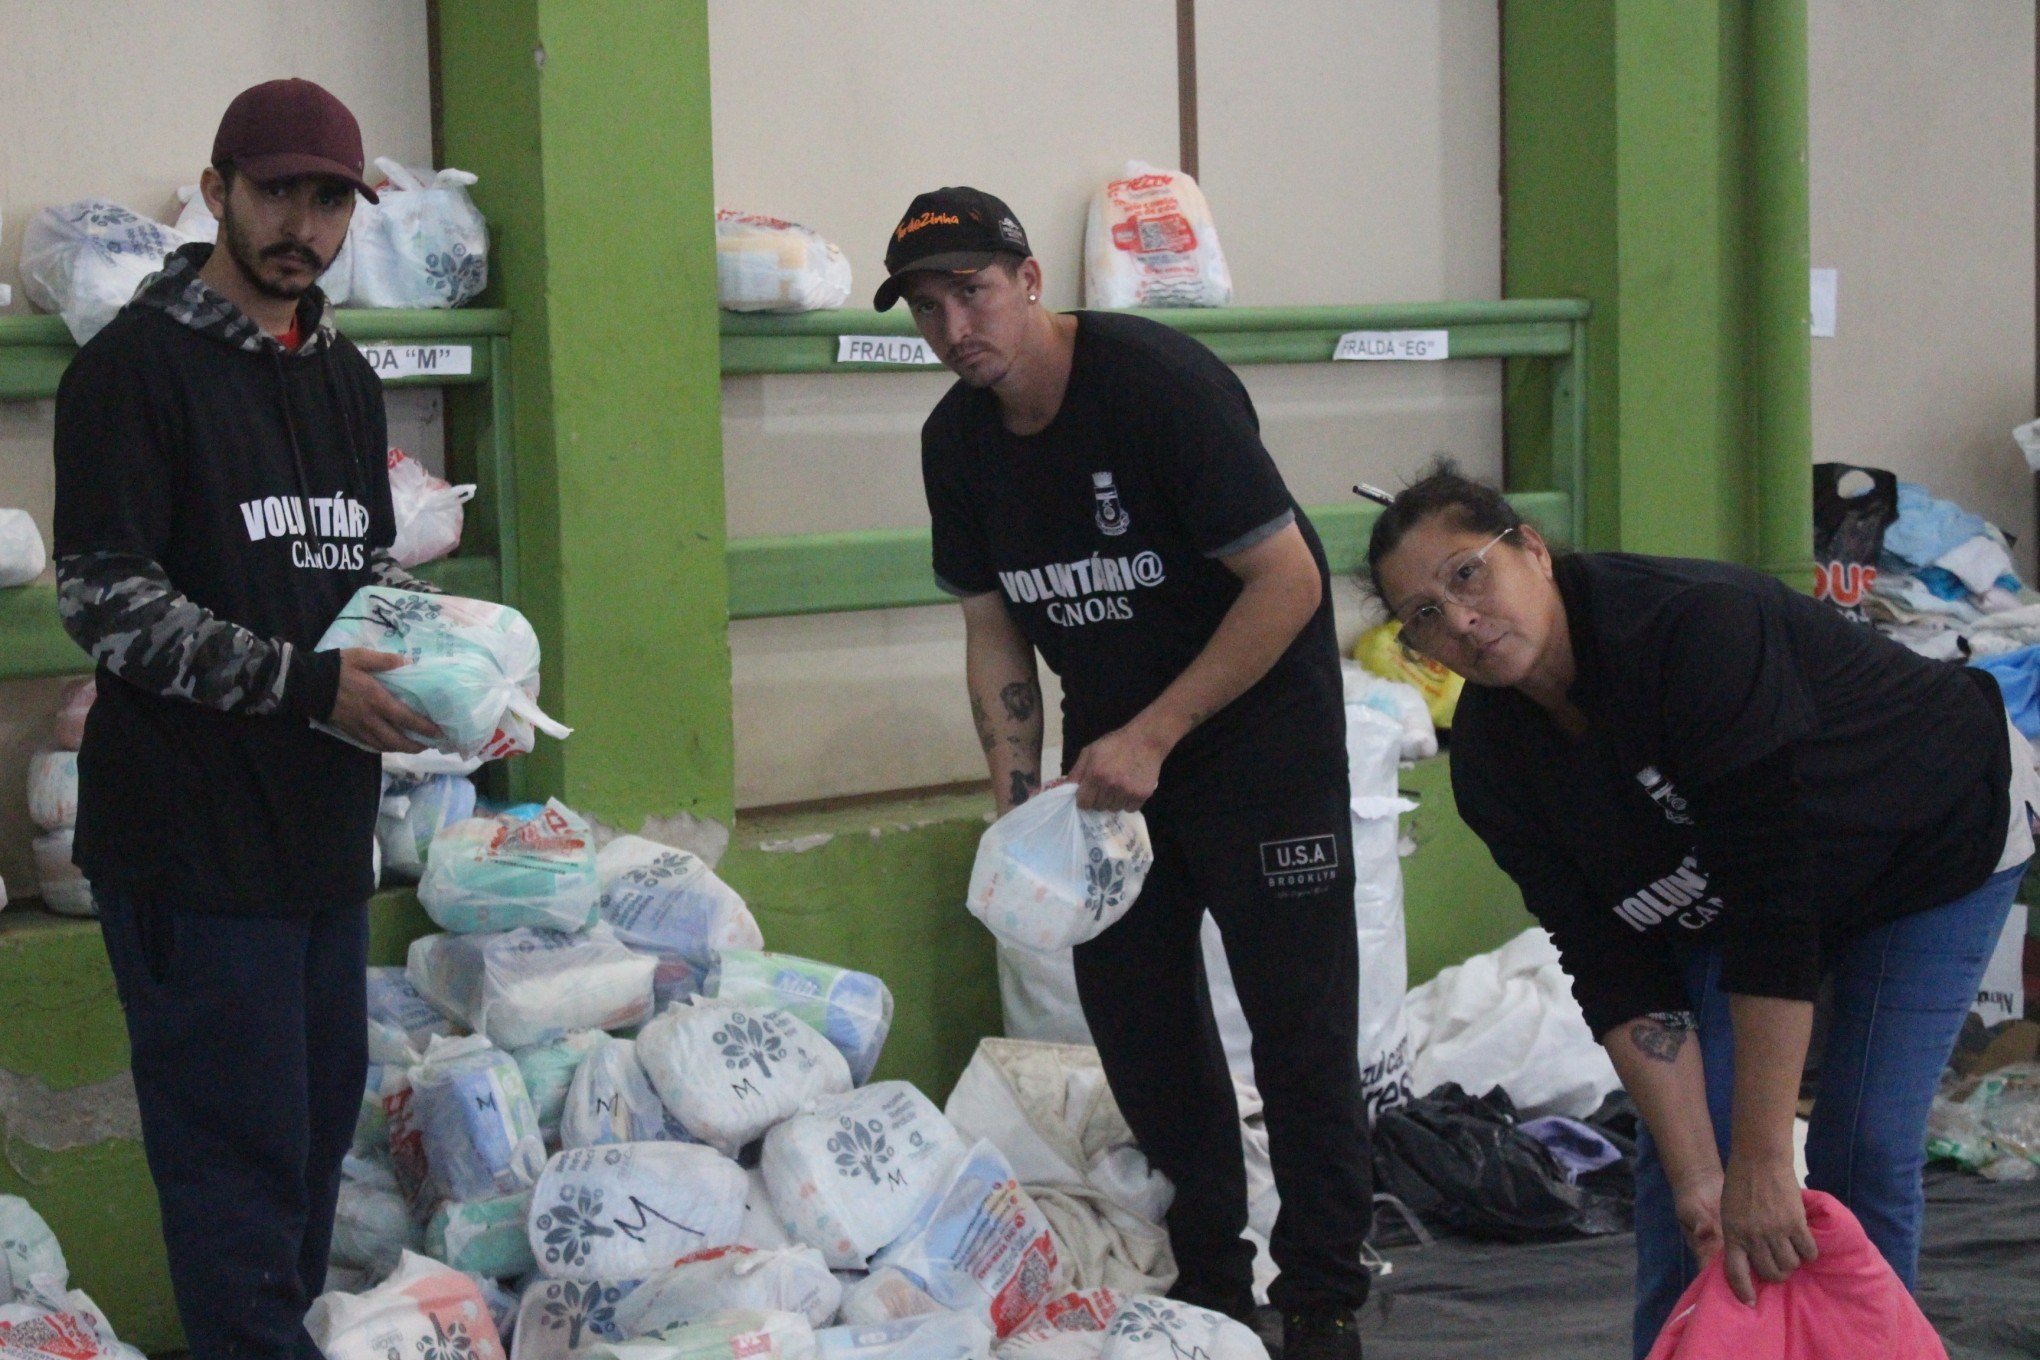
873, 186, 1032, 311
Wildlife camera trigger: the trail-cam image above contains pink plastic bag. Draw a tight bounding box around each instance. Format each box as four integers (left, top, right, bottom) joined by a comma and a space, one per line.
1645, 1191, 1947, 1360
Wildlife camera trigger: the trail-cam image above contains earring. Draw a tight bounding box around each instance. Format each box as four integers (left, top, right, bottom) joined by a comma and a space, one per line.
1029, 294, 1038, 302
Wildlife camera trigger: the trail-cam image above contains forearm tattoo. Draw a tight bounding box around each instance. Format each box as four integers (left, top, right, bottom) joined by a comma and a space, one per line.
1628, 1010, 1699, 1065
970, 694, 995, 754
1008, 768, 1041, 808
1000, 678, 1040, 723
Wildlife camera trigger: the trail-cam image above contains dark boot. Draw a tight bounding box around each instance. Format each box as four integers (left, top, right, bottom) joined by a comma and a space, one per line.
1282, 1305, 1361, 1360
1247, 1305, 1286, 1360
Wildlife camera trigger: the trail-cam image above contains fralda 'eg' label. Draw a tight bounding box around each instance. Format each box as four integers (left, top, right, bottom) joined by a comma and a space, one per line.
1332, 330, 1450, 362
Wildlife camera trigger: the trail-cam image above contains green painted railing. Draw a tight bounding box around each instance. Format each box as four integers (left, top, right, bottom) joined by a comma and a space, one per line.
723, 300, 1590, 618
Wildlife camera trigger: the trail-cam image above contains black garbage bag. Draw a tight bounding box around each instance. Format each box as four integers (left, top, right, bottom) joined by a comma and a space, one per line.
1370, 1083, 1632, 1245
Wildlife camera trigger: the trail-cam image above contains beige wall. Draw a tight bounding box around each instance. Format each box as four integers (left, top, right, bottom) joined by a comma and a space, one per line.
0, 0, 434, 901
1809, 0, 2037, 578
713, 0, 1503, 807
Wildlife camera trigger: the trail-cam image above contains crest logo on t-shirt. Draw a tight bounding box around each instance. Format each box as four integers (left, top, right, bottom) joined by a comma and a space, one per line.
1092, 471, 1130, 537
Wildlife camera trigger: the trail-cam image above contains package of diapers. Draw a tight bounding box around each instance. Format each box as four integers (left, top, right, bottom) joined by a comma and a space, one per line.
305, 1251, 506, 1360
425, 1190, 537, 1279
419, 800, 601, 934
406, 1034, 547, 1204
1082, 163, 1232, 310
814, 1313, 993, 1360
636, 998, 853, 1157
407, 923, 657, 1051
25, 751, 75, 832
378, 771, 479, 883
599, 835, 762, 963
611, 1245, 842, 1333
527, 1142, 747, 1280
715, 210, 852, 313
709, 951, 894, 1087
966, 787, 1152, 955
561, 1035, 691, 1149
871, 1140, 1062, 1338
835, 1268, 945, 1327
510, 1277, 640, 1360
515, 1030, 606, 1144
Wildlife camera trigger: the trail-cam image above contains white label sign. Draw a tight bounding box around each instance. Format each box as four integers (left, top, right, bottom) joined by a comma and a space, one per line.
836, 334, 941, 366
1333, 330, 1450, 362
361, 344, 474, 380
1810, 267, 1837, 338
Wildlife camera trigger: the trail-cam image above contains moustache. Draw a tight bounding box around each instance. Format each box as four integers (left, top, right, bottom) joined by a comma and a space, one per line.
261, 244, 324, 269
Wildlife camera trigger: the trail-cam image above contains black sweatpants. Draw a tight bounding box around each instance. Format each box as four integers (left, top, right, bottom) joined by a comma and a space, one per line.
96, 885, 368, 1359
1073, 779, 1371, 1315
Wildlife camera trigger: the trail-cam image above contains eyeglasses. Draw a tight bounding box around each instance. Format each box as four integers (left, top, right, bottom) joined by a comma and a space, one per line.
1392, 529, 1513, 652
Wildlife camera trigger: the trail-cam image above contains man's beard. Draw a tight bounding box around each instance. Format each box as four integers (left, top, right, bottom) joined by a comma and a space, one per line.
219, 207, 331, 302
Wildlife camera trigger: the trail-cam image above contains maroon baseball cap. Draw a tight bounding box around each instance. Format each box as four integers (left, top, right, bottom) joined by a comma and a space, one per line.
211, 78, 378, 203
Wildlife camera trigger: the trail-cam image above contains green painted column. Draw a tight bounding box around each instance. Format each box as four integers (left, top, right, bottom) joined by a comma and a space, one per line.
434, 3, 735, 831
1503, 1, 1812, 569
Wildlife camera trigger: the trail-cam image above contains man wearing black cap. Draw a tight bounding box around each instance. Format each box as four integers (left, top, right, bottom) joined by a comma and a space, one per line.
888, 188, 1371, 1360
53, 79, 437, 1352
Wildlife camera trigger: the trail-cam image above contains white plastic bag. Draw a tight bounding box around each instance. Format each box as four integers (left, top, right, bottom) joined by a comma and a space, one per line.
589, 1308, 815, 1360
25, 753, 75, 833
1082, 164, 1231, 310
378, 771, 480, 883
599, 835, 762, 963
715, 211, 852, 313
31, 830, 93, 918
351, 158, 490, 308
406, 1034, 547, 1204
0, 513, 46, 589
0, 1279, 146, 1360
527, 1142, 747, 1279
999, 1289, 1125, 1360
1098, 1297, 1263, 1360
420, 800, 601, 934
51, 681, 93, 752
760, 1081, 967, 1269
511, 1277, 638, 1360
613, 1246, 843, 1333
816, 1314, 993, 1360
305, 1250, 507, 1360
0, 1199, 66, 1298
966, 787, 1153, 955
836, 1268, 944, 1326
426, 1190, 537, 1278
871, 1140, 1062, 1338
329, 1154, 420, 1277
739, 1169, 793, 1250
637, 999, 853, 1157
389, 448, 476, 568
994, 944, 1093, 1046
315, 587, 569, 762
368, 965, 458, 1059
19, 200, 188, 345
516, 1030, 607, 1144
562, 1035, 688, 1148
407, 923, 658, 1051
710, 951, 894, 1087
1341, 663, 1435, 763
1975, 902, 2030, 1026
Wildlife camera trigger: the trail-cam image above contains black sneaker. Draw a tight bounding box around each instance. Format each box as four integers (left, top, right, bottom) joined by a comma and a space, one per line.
1282, 1306, 1361, 1360
1247, 1305, 1285, 1360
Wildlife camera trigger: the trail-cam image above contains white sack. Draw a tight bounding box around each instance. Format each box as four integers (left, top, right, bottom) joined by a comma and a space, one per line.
350, 159, 489, 309
612, 1246, 842, 1333
1340, 663, 1436, 764
420, 801, 601, 934
378, 772, 479, 883
0, 512, 46, 589
25, 753, 75, 833
306, 1250, 507, 1360
710, 951, 893, 1087
638, 999, 853, 1157
1082, 164, 1231, 310
715, 211, 852, 313
739, 1169, 794, 1251
516, 1030, 606, 1145
872, 1140, 1062, 1339
816, 1314, 994, 1360
19, 200, 188, 344
0, 1199, 66, 1297
966, 787, 1152, 955
408, 922, 657, 1051
528, 1142, 747, 1280
599, 835, 761, 964
389, 448, 475, 567
406, 1034, 547, 1204
761, 1081, 967, 1269
511, 1277, 639, 1360
1098, 1297, 1264, 1360
562, 1035, 689, 1148
32, 830, 93, 917
998, 1288, 1125, 1360
0, 1279, 145, 1360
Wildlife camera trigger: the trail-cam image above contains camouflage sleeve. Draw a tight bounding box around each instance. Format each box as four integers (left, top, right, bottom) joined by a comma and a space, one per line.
367, 546, 444, 595
55, 551, 340, 720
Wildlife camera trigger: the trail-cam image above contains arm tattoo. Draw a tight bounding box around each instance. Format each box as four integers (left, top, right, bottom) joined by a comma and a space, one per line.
1008, 768, 1041, 808
970, 694, 996, 753
1628, 1013, 1696, 1064
999, 679, 1040, 723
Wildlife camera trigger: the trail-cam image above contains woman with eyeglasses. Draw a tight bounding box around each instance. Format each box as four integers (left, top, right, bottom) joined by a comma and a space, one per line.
1365, 463, 2034, 1359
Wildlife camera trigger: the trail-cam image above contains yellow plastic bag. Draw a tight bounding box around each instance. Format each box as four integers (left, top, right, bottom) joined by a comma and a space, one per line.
1355, 622, 1464, 729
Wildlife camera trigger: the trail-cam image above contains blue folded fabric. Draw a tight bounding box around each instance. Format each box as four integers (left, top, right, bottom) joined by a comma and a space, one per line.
1974, 644, 2040, 738
1884, 482, 1992, 568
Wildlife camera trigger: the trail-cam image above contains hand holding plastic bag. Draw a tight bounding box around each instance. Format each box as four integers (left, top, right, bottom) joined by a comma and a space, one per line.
965, 786, 1152, 953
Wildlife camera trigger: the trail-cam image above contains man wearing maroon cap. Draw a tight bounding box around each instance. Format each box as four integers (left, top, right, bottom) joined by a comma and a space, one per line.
53, 79, 437, 1353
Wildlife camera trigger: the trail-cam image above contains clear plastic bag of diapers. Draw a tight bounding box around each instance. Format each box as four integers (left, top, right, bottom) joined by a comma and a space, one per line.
0, 1197, 68, 1299
368, 965, 459, 1060
0, 511, 46, 589
351, 159, 490, 309
562, 1035, 692, 1149
330, 1153, 421, 1277
33, 829, 95, 917
966, 786, 1153, 954
19, 200, 190, 345
389, 448, 475, 568
715, 210, 853, 313
1098, 1297, 1265, 1360
872, 1140, 1062, 1339
836, 1269, 945, 1327
709, 951, 894, 1087
587, 1308, 817, 1360
406, 1034, 548, 1204
408, 922, 658, 1051
378, 771, 479, 884
51, 679, 94, 752
306, 1250, 507, 1360
315, 587, 569, 762
999, 1289, 1126, 1360
427, 1190, 537, 1279
470, 1275, 521, 1351
1082, 163, 1232, 310
0, 1278, 148, 1360
637, 998, 853, 1157
26, 751, 75, 832
817, 1313, 993, 1360
599, 835, 762, 963
420, 800, 601, 934
613, 1246, 843, 1333
512, 1276, 639, 1360
761, 1082, 967, 1270
528, 1142, 748, 1280
516, 1030, 606, 1145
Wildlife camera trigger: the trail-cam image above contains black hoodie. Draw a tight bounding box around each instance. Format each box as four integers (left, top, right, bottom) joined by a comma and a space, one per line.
53, 243, 433, 913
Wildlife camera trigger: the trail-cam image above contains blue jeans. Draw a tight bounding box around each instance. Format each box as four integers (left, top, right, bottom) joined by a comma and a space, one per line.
95, 885, 368, 1360
1630, 861, 2024, 1359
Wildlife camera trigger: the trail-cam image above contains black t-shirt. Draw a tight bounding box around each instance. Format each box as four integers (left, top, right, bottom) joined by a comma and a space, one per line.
1452, 552, 2012, 1036
54, 305, 392, 912
922, 311, 1345, 814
